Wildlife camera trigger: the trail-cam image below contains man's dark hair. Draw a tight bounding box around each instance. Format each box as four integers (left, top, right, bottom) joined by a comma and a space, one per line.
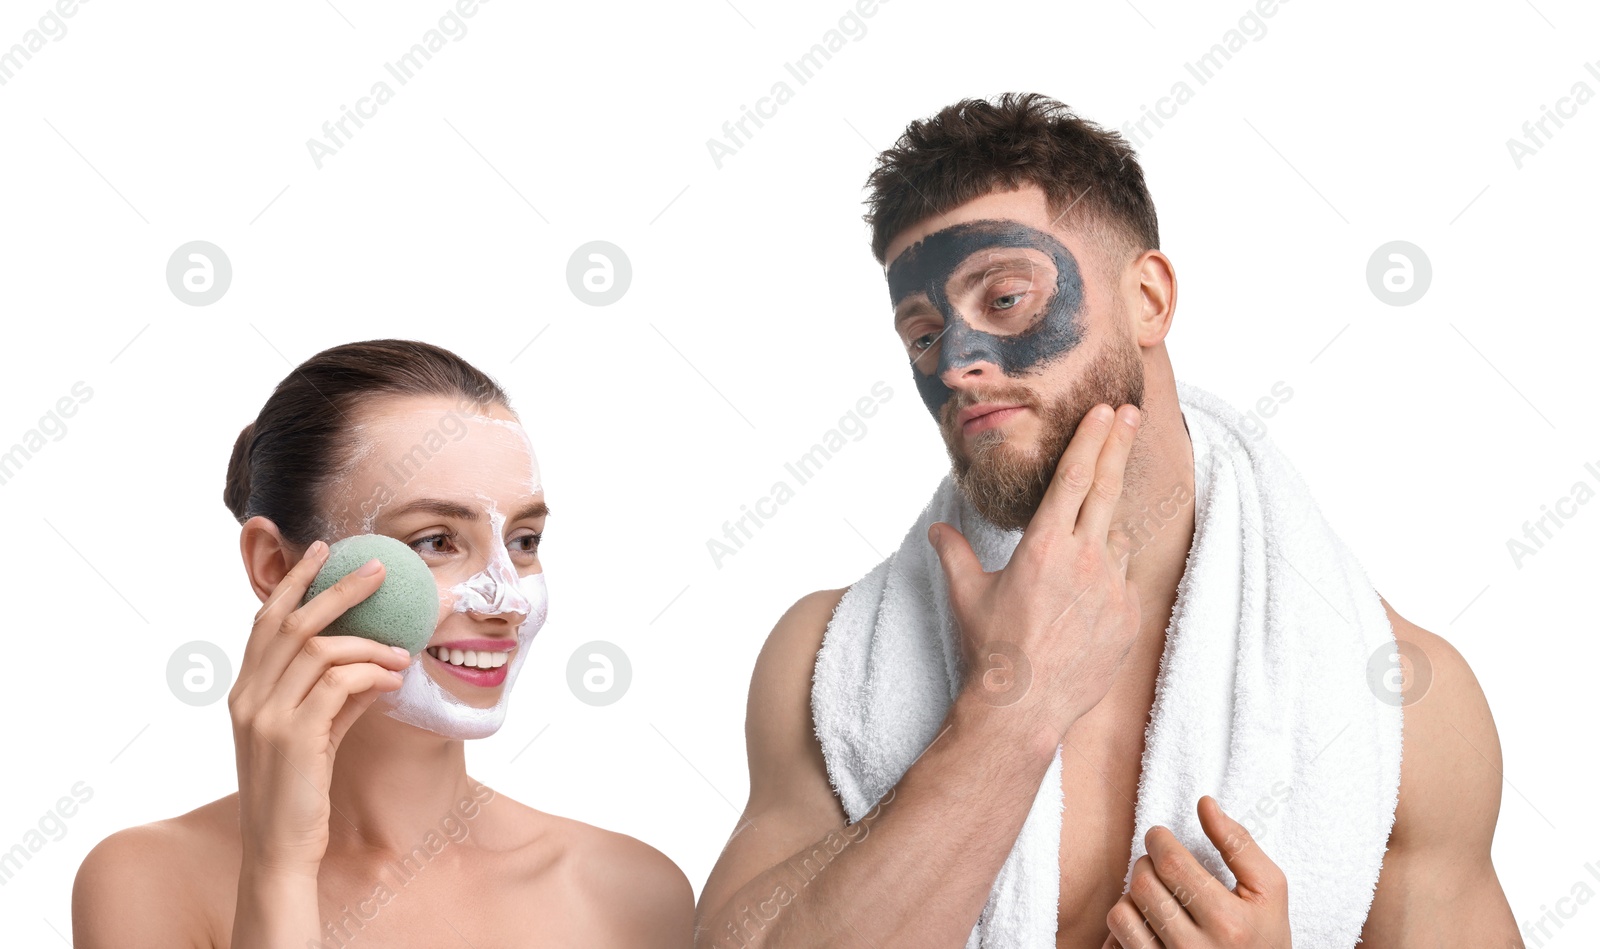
863, 92, 1160, 279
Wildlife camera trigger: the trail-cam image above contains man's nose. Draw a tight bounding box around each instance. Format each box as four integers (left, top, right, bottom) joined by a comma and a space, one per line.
936, 320, 1007, 388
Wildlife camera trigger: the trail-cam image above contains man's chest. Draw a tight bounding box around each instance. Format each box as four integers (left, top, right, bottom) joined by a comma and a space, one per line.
1052, 629, 1165, 947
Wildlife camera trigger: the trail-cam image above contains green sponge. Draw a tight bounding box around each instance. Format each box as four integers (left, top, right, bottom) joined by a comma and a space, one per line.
301, 534, 438, 654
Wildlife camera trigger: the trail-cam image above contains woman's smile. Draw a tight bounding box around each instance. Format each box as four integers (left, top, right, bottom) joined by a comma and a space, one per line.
423, 638, 516, 687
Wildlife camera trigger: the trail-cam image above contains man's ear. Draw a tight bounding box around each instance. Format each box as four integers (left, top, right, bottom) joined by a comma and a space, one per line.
1128, 249, 1177, 347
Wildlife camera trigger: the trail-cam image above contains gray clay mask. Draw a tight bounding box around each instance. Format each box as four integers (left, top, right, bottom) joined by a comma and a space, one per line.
887, 219, 1088, 416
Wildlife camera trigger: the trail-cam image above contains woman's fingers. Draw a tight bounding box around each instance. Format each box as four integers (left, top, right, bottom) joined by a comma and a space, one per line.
241, 541, 329, 683
327, 684, 391, 748
274, 635, 411, 710
294, 661, 405, 740
252, 558, 387, 697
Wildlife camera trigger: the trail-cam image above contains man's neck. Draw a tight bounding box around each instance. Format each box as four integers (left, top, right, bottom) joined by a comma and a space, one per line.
1112, 377, 1198, 622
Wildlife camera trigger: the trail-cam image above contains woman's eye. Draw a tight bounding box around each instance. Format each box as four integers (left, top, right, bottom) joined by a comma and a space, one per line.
410, 533, 456, 556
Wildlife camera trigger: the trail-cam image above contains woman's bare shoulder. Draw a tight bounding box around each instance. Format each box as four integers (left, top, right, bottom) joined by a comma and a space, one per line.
73, 794, 241, 947
484, 791, 693, 948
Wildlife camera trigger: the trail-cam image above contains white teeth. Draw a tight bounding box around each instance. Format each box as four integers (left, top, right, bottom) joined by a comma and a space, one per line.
428, 646, 511, 669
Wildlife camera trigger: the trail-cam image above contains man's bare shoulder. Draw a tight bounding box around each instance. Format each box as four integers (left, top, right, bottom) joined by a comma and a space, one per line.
751, 587, 850, 698
1360, 596, 1517, 941
1378, 596, 1503, 848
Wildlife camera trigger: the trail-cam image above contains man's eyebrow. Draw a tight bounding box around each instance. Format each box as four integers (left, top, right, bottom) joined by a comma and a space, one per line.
892, 296, 935, 327
952, 253, 1039, 290
384, 497, 550, 523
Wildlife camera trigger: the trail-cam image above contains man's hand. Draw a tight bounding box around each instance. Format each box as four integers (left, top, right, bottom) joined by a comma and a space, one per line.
929, 402, 1144, 749
1104, 796, 1293, 949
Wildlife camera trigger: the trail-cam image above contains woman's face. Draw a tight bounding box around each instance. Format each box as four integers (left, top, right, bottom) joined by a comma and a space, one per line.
316, 393, 547, 732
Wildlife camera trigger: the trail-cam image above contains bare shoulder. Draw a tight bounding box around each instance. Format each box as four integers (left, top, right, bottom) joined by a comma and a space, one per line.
746, 588, 850, 796
1379, 596, 1503, 848
73, 795, 240, 948
500, 799, 693, 949
749, 587, 849, 714
694, 589, 851, 928
1360, 597, 1517, 941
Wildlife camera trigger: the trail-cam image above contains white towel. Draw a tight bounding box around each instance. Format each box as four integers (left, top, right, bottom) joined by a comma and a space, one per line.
810, 379, 1403, 948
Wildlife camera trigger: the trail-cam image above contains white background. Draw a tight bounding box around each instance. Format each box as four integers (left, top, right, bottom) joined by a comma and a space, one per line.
1, 0, 1595, 943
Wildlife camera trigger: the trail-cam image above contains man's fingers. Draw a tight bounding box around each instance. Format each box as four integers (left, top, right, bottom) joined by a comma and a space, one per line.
1076, 404, 1140, 540
1144, 825, 1227, 931
1107, 529, 1134, 576
1018, 403, 1116, 554
928, 522, 982, 608
1128, 852, 1200, 944
1197, 795, 1288, 902
1106, 893, 1167, 949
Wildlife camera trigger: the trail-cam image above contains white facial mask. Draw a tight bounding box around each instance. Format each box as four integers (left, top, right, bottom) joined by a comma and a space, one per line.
374, 518, 549, 739
327, 407, 549, 740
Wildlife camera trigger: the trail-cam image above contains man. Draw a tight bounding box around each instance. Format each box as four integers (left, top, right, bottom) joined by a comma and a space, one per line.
696, 93, 1518, 947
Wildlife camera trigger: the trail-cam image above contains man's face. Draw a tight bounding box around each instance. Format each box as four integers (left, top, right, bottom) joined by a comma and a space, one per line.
885, 185, 1146, 530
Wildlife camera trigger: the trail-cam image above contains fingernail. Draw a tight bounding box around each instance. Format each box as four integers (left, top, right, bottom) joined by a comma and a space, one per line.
310, 540, 327, 558
391, 645, 412, 658
356, 558, 382, 576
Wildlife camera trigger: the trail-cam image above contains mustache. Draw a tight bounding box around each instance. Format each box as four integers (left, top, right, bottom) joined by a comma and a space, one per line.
940, 384, 1040, 429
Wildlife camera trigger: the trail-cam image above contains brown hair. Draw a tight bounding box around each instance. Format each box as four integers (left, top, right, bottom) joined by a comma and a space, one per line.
223, 339, 512, 548
862, 92, 1160, 278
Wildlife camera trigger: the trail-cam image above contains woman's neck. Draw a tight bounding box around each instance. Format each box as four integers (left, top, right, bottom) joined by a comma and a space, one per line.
323, 711, 479, 859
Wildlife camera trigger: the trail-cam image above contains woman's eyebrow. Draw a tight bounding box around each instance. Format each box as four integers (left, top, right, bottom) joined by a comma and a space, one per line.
386, 498, 550, 522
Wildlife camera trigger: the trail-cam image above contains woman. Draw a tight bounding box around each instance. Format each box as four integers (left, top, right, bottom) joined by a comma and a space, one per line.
71, 339, 693, 947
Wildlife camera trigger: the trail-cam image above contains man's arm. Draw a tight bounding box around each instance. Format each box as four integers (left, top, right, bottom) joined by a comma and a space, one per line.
695, 401, 1145, 948
693, 588, 1064, 948
1359, 597, 1520, 945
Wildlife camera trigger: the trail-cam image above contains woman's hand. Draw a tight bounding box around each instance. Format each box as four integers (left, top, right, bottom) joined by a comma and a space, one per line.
228, 541, 413, 880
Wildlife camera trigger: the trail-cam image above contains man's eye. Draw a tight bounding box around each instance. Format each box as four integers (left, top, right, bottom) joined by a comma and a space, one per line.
912, 332, 938, 351
992, 293, 1024, 311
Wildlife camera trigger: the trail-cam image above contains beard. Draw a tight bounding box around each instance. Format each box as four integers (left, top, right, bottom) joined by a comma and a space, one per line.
940, 322, 1146, 532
